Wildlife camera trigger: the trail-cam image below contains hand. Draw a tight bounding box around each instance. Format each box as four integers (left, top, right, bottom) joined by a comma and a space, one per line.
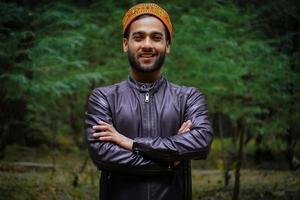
178, 120, 192, 134
174, 120, 192, 167
92, 121, 133, 151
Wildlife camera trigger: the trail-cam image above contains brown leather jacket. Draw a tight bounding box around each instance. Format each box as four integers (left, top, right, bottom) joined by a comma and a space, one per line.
85, 76, 213, 200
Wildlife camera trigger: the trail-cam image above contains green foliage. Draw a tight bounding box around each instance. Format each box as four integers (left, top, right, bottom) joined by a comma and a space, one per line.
164, 2, 292, 149
0, 0, 298, 152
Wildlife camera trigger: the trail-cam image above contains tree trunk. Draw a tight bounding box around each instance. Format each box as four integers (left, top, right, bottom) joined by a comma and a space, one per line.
73, 155, 89, 187
51, 119, 57, 178
218, 114, 229, 186
286, 12, 299, 171
0, 123, 9, 159
232, 119, 245, 200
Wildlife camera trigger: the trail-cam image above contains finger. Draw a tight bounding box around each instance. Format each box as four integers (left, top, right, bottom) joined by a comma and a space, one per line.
92, 125, 109, 131
182, 128, 190, 132
179, 121, 191, 134
93, 131, 114, 137
178, 121, 187, 133
93, 131, 110, 137
181, 121, 192, 133
180, 127, 191, 134
178, 123, 188, 134
98, 121, 114, 131
185, 120, 192, 129
98, 136, 113, 141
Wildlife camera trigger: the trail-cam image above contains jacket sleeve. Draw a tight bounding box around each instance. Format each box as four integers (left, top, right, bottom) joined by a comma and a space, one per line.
132, 87, 213, 162
85, 88, 171, 175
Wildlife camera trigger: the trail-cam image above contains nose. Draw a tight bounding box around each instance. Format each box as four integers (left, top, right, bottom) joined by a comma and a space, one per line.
142, 37, 152, 49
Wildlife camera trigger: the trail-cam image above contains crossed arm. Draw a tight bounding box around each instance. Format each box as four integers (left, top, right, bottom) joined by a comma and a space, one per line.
92, 120, 193, 151
85, 87, 213, 174
92, 120, 192, 167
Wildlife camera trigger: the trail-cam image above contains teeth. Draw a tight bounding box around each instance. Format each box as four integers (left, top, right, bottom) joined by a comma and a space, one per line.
140, 54, 154, 58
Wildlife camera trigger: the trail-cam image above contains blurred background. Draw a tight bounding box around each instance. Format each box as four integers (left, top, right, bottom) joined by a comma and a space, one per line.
0, 0, 299, 199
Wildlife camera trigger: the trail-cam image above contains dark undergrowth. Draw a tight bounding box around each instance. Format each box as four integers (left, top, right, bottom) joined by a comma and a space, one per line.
0, 144, 299, 200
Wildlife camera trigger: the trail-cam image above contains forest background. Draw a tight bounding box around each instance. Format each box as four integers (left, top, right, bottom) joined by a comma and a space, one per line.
0, 0, 299, 200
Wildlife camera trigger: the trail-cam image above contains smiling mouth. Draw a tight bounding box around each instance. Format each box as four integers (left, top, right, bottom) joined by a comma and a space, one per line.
139, 52, 156, 58
140, 55, 154, 58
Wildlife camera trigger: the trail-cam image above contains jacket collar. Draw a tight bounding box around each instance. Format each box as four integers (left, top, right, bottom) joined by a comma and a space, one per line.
127, 75, 166, 93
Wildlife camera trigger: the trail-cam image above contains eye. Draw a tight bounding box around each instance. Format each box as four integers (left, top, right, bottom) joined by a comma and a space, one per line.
133, 35, 143, 41
152, 34, 162, 41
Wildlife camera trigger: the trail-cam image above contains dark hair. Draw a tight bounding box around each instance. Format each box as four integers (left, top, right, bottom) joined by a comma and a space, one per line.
123, 14, 171, 42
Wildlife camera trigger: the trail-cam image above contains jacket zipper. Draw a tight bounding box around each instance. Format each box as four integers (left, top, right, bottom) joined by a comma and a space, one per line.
145, 92, 150, 103
144, 91, 152, 200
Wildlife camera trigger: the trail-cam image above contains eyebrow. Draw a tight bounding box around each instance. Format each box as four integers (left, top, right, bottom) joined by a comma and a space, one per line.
132, 31, 163, 36
152, 32, 163, 36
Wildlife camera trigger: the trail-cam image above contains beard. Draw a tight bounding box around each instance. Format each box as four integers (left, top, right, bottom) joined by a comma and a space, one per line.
127, 48, 166, 73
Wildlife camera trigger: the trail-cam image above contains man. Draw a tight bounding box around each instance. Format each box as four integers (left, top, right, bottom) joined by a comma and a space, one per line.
85, 3, 213, 200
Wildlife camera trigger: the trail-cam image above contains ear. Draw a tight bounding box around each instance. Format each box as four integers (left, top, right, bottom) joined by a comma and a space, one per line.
123, 38, 128, 52
166, 40, 171, 54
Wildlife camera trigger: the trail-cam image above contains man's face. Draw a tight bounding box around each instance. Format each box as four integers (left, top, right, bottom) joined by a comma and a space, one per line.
123, 16, 170, 73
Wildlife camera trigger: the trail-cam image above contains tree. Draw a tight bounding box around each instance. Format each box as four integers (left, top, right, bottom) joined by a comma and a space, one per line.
164, 2, 291, 199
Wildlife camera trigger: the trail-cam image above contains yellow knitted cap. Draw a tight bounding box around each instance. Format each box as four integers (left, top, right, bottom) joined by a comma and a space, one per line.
122, 3, 173, 41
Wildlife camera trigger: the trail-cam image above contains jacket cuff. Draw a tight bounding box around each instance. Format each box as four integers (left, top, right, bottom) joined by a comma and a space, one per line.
133, 137, 151, 153
132, 139, 141, 155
